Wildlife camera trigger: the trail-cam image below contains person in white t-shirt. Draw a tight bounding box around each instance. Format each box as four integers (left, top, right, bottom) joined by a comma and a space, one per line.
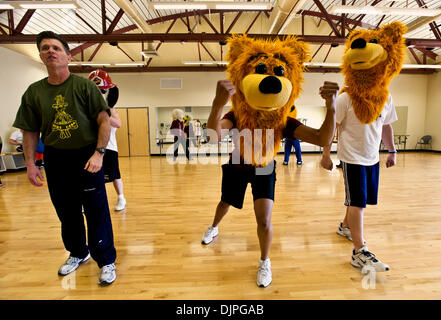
89, 69, 126, 211
9, 129, 23, 152
321, 92, 397, 272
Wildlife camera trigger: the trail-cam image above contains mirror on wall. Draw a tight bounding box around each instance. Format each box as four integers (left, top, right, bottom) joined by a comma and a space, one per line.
149, 106, 231, 155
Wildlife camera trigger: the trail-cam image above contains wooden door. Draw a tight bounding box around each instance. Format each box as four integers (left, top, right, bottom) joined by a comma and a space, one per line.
128, 108, 149, 156
115, 108, 129, 157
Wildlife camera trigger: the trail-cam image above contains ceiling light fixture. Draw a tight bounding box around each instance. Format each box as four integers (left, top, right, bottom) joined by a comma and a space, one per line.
304, 62, 441, 69
182, 61, 228, 65
69, 61, 147, 67
149, 1, 272, 11
329, 5, 441, 17
0, 1, 81, 10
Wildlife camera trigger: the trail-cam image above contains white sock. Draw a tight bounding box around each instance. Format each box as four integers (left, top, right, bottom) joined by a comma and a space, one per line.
118, 194, 125, 200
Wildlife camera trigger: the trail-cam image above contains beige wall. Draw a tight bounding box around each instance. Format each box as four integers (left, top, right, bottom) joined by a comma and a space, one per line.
0, 47, 437, 154
426, 71, 441, 150
0, 46, 46, 152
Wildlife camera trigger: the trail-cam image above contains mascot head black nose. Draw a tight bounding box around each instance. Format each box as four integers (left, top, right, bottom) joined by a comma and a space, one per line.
259, 76, 282, 94
351, 38, 367, 49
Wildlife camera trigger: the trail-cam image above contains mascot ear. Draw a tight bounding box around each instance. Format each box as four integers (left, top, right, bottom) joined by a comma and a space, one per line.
381, 21, 407, 43
227, 34, 254, 63
281, 36, 310, 65
107, 86, 119, 108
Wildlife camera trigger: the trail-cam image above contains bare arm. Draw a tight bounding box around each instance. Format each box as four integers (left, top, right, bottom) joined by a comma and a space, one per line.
294, 81, 338, 147
23, 130, 44, 186
109, 108, 121, 128
382, 124, 397, 168
207, 80, 235, 143
320, 123, 339, 170
9, 139, 21, 145
84, 110, 111, 173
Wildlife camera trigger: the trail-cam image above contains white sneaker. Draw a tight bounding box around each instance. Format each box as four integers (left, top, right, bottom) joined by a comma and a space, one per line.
115, 197, 126, 211
201, 226, 218, 244
58, 253, 90, 276
351, 246, 390, 272
257, 258, 272, 288
98, 263, 116, 285
337, 222, 366, 244
337, 222, 352, 240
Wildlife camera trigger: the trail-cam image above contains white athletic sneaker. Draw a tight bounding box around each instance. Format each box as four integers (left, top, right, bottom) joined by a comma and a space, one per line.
201, 226, 218, 244
337, 222, 366, 244
115, 197, 126, 211
98, 263, 116, 285
257, 258, 272, 288
351, 246, 390, 272
58, 253, 90, 276
337, 222, 352, 240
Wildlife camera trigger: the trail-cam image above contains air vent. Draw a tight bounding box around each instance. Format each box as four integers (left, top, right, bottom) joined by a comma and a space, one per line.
141, 50, 159, 58
185, 107, 192, 112
160, 78, 182, 89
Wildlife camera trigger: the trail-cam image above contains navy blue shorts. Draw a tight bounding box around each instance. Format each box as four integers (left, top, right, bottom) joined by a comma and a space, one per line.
221, 161, 276, 209
341, 161, 379, 208
103, 150, 121, 183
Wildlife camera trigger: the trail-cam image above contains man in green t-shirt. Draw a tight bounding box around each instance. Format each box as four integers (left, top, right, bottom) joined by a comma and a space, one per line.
13, 31, 117, 285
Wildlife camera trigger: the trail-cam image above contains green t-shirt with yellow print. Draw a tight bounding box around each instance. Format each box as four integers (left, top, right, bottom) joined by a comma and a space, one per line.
14, 74, 109, 149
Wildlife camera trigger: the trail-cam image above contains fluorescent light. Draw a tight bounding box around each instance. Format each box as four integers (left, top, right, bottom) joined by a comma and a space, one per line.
149, 1, 272, 11
0, 1, 81, 10
0, 3, 14, 9
329, 5, 441, 17
114, 62, 146, 66
80, 63, 112, 66
69, 61, 146, 67
183, 61, 217, 65
303, 62, 441, 69
215, 4, 271, 10
153, 4, 208, 10
182, 60, 228, 65
402, 64, 441, 69
304, 62, 341, 67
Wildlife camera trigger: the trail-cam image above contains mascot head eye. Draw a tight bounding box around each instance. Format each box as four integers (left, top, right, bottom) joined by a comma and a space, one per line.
255, 63, 267, 74
351, 38, 367, 49
274, 66, 285, 76
369, 38, 378, 44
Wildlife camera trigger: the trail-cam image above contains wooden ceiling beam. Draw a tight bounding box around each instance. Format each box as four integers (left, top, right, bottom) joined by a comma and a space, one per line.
2, 33, 441, 48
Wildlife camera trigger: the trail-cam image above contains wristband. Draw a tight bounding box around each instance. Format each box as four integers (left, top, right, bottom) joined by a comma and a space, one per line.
388, 150, 397, 153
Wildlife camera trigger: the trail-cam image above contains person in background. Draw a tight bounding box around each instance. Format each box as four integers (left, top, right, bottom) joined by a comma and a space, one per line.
170, 109, 186, 161
9, 129, 23, 152
35, 138, 44, 168
183, 115, 196, 161
13, 31, 117, 285
283, 138, 302, 165
89, 69, 126, 211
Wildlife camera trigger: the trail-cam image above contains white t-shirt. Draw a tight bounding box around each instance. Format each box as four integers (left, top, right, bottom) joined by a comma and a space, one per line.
336, 92, 398, 166
106, 126, 118, 152
10, 130, 23, 143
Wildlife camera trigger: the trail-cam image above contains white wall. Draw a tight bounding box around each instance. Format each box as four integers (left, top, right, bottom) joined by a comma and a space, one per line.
426, 71, 441, 150
0, 46, 46, 152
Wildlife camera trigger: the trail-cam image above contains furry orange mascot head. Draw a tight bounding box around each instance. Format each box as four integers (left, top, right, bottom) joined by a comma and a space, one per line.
341, 21, 407, 124
226, 35, 309, 166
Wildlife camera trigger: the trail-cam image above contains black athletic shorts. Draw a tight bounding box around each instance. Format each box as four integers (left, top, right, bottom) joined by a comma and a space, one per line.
221, 160, 276, 209
103, 149, 121, 183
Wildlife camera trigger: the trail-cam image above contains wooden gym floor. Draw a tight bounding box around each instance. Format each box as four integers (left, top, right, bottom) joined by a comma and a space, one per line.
0, 152, 440, 300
